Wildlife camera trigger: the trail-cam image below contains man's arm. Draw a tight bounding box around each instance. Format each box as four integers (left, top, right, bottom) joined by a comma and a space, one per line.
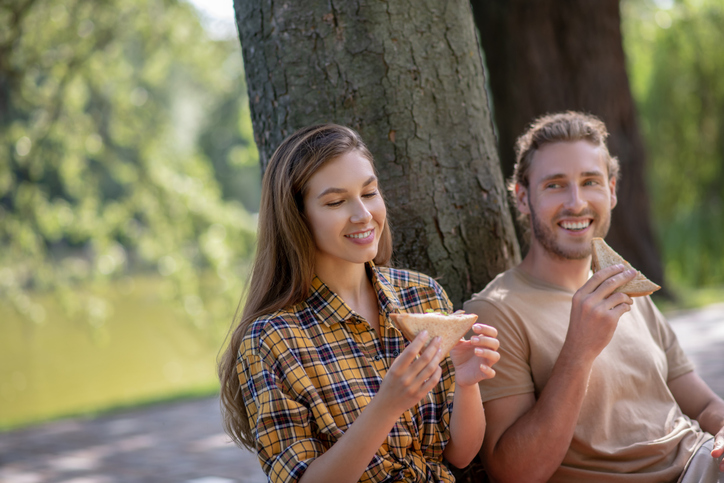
668, 371, 724, 471
478, 265, 637, 483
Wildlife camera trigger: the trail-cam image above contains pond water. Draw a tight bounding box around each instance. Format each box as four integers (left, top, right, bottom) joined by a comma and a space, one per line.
0, 276, 235, 430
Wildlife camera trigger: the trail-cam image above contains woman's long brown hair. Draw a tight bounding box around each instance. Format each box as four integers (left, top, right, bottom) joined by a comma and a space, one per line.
218, 124, 392, 450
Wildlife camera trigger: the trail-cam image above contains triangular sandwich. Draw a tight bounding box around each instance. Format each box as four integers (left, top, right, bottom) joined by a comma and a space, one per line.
591, 237, 661, 297
390, 311, 478, 356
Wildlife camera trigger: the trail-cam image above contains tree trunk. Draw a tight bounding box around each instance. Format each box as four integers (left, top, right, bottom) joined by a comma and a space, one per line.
234, 0, 520, 307
471, 0, 668, 295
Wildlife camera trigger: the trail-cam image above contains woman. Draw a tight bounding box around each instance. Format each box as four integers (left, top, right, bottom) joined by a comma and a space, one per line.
219, 124, 500, 483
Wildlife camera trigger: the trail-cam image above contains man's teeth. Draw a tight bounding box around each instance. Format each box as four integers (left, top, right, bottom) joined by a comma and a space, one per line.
346, 230, 372, 239
560, 221, 590, 231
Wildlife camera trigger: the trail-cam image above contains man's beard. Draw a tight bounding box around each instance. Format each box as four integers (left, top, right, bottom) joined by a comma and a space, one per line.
528, 195, 611, 260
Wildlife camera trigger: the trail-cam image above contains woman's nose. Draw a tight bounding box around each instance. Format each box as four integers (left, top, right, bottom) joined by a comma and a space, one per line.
350, 198, 372, 223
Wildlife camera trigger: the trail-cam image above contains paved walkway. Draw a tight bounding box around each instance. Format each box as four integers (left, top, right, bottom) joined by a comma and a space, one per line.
1, 304, 722, 483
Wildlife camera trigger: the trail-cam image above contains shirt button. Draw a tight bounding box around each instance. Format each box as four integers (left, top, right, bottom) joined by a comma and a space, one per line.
374, 355, 382, 361
392, 350, 399, 357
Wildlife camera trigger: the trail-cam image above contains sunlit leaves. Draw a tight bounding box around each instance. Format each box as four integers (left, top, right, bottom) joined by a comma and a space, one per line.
623, 0, 724, 287
0, 0, 257, 328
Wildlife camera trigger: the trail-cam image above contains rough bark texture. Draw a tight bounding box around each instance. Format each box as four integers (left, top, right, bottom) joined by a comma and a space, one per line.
471, 0, 667, 294
234, 0, 520, 307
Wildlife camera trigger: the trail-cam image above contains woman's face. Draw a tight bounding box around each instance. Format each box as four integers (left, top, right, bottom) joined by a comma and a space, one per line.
303, 150, 387, 270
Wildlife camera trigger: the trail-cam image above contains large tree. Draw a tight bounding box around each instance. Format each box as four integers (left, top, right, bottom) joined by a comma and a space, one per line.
471, 0, 667, 295
233, 0, 519, 307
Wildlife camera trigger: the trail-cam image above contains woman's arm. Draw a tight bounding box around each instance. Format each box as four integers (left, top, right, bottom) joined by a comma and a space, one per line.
444, 323, 500, 467
298, 331, 445, 483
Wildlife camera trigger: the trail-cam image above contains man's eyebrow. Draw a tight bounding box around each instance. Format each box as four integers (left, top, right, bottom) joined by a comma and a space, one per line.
581, 170, 606, 178
539, 173, 566, 184
539, 170, 605, 184
317, 176, 377, 199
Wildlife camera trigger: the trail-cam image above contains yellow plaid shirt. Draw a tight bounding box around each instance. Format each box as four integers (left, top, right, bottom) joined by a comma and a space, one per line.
238, 263, 457, 483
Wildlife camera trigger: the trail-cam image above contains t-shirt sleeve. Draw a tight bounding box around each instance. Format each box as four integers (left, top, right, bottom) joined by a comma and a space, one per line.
464, 297, 535, 403
239, 330, 325, 483
638, 297, 695, 381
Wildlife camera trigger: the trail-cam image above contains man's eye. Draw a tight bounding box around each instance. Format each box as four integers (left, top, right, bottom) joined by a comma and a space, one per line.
546, 183, 561, 189
583, 179, 600, 186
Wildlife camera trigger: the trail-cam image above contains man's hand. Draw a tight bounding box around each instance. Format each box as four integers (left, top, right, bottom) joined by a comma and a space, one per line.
449, 323, 500, 387
565, 264, 637, 363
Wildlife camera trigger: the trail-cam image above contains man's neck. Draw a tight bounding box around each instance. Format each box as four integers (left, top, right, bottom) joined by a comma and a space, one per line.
519, 243, 591, 292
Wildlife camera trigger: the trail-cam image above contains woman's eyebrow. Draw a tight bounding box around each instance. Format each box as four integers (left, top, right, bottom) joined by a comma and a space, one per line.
317, 176, 377, 198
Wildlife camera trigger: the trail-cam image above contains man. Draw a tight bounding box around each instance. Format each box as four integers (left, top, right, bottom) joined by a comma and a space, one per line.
464, 112, 724, 482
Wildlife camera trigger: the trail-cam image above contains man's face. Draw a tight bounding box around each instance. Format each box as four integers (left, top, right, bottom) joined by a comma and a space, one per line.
516, 140, 617, 260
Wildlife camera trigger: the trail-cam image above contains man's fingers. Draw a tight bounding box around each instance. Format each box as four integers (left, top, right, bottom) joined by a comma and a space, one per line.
582, 263, 626, 294
608, 300, 633, 319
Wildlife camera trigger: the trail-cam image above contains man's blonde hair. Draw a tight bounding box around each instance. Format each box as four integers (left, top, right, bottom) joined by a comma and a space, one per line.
510, 111, 620, 194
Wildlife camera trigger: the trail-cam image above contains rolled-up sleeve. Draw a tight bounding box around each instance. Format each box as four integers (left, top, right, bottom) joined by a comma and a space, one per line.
239, 336, 325, 483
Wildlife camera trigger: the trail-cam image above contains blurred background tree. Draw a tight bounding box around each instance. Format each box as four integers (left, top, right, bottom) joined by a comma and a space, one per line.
0, 0, 259, 427
623, 0, 724, 290
0, 0, 258, 329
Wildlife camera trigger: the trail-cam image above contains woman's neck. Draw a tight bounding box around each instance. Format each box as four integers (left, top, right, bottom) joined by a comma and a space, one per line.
315, 258, 370, 304
315, 258, 380, 333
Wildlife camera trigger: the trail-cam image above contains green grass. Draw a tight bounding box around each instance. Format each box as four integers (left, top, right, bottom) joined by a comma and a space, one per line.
654, 283, 724, 315
0, 275, 236, 431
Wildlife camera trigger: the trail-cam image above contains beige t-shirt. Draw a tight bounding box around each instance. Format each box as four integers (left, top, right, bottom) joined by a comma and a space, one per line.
464, 266, 706, 483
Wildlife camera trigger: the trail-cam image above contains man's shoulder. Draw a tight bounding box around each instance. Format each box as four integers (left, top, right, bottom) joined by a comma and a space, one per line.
467, 266, 527, 306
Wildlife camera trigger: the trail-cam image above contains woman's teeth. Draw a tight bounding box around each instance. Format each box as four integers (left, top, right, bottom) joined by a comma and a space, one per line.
346, 230, 372, 239
560, 221, 590, 231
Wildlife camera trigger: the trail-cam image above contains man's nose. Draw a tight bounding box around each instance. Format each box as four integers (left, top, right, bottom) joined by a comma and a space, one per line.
564, 186, 586, 212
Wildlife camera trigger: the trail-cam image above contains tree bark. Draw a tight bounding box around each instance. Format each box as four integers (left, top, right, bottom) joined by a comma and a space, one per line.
234, 0, 520, 307
471, 0, 667, 294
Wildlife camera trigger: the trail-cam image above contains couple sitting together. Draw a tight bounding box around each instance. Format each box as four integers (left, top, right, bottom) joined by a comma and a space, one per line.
218, 112, 724, 482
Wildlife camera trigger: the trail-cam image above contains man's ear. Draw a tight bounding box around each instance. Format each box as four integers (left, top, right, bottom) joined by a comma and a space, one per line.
515, 183, 531, 215
609, 177, 617, 210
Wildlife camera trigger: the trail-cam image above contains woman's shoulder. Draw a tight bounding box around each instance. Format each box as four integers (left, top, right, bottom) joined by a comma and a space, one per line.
375, 265, 450, 310
376, 265, 444, 292
242, 304, 310, 355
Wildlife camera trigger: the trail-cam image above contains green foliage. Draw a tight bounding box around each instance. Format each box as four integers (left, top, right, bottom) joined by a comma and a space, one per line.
623, 0, 724, 287
0, 0, 258, 327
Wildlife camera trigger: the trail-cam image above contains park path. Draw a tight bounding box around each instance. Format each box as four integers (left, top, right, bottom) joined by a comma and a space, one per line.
1, 303, 723, 483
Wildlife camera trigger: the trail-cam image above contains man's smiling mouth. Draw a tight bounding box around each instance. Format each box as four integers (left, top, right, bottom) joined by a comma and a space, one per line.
559, 220, 591, 231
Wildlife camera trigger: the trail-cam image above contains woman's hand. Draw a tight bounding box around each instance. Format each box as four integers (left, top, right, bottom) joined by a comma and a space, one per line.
449, 323, 500, 387
376, 331, 445, 415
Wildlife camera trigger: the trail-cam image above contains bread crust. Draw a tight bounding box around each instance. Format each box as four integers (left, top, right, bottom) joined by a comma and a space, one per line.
591, 238, 661, 297
389, 312, 478, 356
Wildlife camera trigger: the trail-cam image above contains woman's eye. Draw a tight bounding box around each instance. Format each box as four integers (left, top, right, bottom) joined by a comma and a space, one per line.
363, 191, 378, 198
326, 200, 344, 207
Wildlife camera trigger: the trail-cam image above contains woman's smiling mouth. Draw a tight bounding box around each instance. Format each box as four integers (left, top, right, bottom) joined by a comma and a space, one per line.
345, 229, 373, 239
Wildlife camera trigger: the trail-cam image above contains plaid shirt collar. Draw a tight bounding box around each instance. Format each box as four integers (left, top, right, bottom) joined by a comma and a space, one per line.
306, 262, 401, 328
